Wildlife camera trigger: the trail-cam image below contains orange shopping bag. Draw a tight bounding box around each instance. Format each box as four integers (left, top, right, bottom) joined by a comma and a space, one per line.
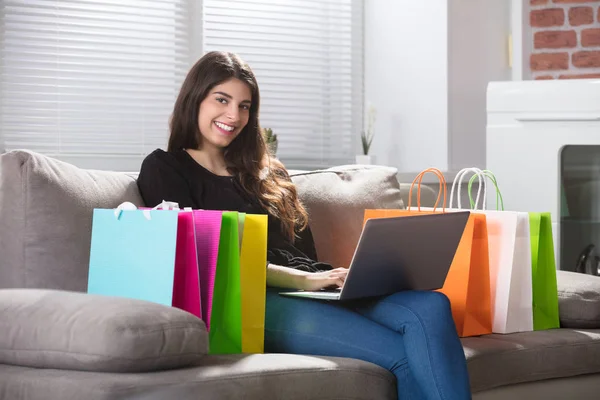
363, 168, 492, 337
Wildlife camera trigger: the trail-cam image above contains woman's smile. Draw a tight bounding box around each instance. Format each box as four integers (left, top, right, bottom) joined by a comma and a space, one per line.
214, 121, 236, 134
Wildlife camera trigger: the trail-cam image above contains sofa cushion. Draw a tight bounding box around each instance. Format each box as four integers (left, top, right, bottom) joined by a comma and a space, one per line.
0, 354, 396, 400
557, 270, 600, 329
290, 165, 403, 268
463, 328, 600, 393
0, 150, 143, 291
0, 289, 208, 373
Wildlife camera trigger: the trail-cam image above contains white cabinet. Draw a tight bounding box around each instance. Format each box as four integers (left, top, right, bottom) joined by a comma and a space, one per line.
486, 79, 600, 269
364, 0, 511, 177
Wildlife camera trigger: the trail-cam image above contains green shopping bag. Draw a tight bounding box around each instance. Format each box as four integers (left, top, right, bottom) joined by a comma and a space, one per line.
209, 211, 242, 354
529, 212, 560, 331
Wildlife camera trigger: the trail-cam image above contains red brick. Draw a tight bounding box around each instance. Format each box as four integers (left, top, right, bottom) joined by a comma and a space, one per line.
559, 73, 600, 78
553, 0, 600, 3
536, 75, 555, 79
530, 9, 565, 27
530, 52, 570, 70
531, 0, 548, 4
572, 51, 600, 68
569, 6, 594, 26
598, 6, 600, 22
534, 30, 577, 48
582, 28, 600, 47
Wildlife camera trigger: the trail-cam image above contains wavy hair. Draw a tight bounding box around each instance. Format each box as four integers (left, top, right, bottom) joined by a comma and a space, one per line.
168, 51, 308, 241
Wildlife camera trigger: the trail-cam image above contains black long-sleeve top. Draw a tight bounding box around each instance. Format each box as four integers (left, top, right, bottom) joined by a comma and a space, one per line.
137, 149, 332, 272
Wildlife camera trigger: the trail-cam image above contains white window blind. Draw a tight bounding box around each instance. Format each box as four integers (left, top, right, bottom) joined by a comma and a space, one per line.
203, 0, 363, 170
0, 0, 190, 171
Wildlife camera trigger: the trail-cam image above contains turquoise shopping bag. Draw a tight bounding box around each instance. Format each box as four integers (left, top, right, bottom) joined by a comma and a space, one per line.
87, 208, 179, 306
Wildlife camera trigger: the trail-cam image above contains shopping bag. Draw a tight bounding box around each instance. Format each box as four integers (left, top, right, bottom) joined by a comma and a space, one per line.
172, 210, 202, 319
364, 168, 492, 337
87, 203, 180, 307
193, 210, 223, 330
461, 169, 533, 334
239, 214, 268, 353
209, 211, 243, 354
530, 212, 560, 330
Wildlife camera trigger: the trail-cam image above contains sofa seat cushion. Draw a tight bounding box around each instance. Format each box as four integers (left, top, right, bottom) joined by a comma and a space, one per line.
0, 354, 396, 400
556, 270, 600, 329
463, 328, 600, 393
0, 150, 143, 291
0, 289, 208, 373
290, 165, 403, 268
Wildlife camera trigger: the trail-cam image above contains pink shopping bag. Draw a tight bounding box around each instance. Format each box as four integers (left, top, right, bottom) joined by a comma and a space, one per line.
193, 210, 223, 330
172, 211, 202, 319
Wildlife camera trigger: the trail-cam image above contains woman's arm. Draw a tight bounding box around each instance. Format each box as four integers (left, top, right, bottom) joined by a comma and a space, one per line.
267, 264, 348, 291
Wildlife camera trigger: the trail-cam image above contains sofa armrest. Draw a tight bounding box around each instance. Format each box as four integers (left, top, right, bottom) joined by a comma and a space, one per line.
557, 270, 600, 329
0, 289, 208, 372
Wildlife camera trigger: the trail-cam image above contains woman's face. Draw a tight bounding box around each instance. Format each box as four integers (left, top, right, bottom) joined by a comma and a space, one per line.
197, 78, 252, 151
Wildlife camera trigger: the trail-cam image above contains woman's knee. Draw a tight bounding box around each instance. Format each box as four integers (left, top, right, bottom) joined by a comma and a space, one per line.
384, 290, 451, 314
421, 291, 451, 311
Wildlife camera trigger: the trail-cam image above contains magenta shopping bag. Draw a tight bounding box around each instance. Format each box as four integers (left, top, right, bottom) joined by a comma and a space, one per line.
172, 210, 202, 319
193, 210, 223, 330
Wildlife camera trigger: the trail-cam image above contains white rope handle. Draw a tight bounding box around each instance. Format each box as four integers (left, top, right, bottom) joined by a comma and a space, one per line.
459, 168, 487, 210
152, 200, 180, 211
449, 168, 487, 210
114, 201, 138, 219
114, 200, 181, 220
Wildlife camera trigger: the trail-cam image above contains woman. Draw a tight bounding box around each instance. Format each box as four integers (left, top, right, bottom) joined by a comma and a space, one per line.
137, 51, 472, 400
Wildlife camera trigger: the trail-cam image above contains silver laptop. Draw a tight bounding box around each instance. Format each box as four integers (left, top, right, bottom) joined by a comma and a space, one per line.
280, 211, 470, 301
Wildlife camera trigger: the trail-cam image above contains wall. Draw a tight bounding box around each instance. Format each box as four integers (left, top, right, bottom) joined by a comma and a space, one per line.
529, 0, 600, 79
447, 0, 511, 174
364, 0, 511, 178
364, 0, 449, 173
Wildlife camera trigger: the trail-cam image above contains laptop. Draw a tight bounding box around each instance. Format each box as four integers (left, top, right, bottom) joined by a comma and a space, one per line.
279, 211, 470, 301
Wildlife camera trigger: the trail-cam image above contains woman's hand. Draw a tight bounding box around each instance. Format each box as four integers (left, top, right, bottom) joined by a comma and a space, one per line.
267, 264, 348, 291
298, 268, 348, 291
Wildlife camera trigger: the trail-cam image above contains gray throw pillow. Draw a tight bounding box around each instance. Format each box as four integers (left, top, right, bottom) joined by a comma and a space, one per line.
557, 270, 600, 328
0, 150, 143, 291
290, 165, 404, 268
0, 289, 208, 372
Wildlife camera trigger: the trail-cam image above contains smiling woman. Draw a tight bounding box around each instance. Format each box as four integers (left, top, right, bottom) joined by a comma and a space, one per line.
136, 51, 473, 400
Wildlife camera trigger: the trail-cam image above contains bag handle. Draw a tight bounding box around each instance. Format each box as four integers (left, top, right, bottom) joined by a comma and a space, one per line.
468, 170, 505, 211
449, 168, 487, 210
114, 201, 139, 220
113, 200, 182, 220
407, 168, 447, 211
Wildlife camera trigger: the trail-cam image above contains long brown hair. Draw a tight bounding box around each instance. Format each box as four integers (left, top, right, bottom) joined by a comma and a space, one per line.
168, 51, 308, 241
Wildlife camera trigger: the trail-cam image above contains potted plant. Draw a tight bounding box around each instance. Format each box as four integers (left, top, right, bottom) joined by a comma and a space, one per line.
356, 104, 376, 164
263, 127, 278, 156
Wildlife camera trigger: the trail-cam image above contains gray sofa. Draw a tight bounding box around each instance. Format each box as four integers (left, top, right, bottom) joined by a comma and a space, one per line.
2, 149, 600, 399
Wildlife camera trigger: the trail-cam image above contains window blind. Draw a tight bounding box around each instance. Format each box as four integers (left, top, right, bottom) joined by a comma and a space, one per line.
203, 0, 363, 170
0, 0, 190, 171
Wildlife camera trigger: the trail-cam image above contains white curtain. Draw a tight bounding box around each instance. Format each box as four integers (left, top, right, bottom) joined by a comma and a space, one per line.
203, 0, 364, 169
0, 0, 191, 171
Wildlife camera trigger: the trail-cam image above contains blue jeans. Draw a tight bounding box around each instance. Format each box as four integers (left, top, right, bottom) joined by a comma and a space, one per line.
265, 289, 472, 400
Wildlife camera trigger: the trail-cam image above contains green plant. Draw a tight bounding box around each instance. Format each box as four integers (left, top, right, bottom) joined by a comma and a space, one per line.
263, 127, 278, 155
361, 104, 376, 155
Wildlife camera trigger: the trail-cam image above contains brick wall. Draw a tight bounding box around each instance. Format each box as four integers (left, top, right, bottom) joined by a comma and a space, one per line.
529, 0, 600, 79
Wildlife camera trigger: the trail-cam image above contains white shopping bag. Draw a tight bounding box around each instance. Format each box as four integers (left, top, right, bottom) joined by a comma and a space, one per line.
450, 168, 533, 334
